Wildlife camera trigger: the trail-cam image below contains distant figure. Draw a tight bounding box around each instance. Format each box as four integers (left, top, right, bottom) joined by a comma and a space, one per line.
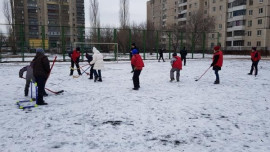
85, 53, 94, 79
158, 48, 165, 62
32, 48, 50, 105
19, 61, 35, 96
210, 46, 223, 84
170, 53, 182, 82
131, 48, 144, 90
70, 47, 82, 76
90, 47, 104, 82
248, 47, 261, 76
180, 47, 187, 66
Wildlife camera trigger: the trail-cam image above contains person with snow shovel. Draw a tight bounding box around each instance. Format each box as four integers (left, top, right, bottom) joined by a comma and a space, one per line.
210, 46, 223, 84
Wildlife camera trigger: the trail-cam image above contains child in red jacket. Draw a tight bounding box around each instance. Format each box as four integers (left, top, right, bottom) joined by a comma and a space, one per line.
248, 47, 261, 76
70, 47, 82, 76
211, 46, 223, 84
131, 48, 144, 90
170, 53, 182, 82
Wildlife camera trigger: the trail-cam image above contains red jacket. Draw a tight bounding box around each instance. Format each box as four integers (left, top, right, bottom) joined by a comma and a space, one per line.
71, 50, 80, 62
172, 56, 182, 70
131, 54, 144, 70
251, 51, 261, 62
212, 51, 223, 67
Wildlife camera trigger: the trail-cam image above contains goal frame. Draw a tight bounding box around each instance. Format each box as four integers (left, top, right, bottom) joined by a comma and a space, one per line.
73, 42, 119, 62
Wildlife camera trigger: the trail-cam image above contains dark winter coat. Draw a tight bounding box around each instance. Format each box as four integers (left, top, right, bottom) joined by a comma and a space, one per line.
131, 54, 144, 70
211, 51, 223, 70
180, 49, 187, 58
19, 62, 35, 82
85, 53, 93, 63
33, 52, 50, 79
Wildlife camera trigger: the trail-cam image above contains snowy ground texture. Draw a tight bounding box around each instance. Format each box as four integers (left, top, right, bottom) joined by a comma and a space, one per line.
1, 55, 270, 152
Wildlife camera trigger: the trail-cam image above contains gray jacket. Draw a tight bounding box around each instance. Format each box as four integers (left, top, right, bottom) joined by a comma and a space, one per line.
19, 63, 35, 82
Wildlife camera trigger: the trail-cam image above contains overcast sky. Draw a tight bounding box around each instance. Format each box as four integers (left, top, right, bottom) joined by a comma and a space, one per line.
0, 0, 148, 31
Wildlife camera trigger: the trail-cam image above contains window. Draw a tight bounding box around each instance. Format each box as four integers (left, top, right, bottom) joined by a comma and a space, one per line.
258, 19, 262, 25
213, 0, 216, 3
249, 0, 253, 5
247, 42, 251, 46
257, 41, 261, 46
220, 6, 222, 11
259, 8, 263, 14
212, 34, 215, 38
249, 10, 253, 15
257, 30, 262, 36
259, 0, 263, 3
247, 31, 252, 36
213, 7, 216, 12
189, 4, 192, 8
248, 20, 252, 27
219, 24, 222, 29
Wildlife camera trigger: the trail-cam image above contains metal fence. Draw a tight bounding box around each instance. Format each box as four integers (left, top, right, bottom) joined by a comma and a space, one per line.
1, 23, 268, 62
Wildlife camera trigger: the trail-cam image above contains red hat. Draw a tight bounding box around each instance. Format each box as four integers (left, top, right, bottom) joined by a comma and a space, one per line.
214, 46, 220, 51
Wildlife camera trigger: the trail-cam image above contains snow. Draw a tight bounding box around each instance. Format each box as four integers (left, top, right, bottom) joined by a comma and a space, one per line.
0, 56, 270, 152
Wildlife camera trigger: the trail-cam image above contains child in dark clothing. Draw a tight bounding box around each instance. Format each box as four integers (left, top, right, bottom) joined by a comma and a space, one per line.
85, 53, 94, 79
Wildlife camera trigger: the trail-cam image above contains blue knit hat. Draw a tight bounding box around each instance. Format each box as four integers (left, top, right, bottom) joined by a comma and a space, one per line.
132, 49, 138, 55
36, 48, 44, 54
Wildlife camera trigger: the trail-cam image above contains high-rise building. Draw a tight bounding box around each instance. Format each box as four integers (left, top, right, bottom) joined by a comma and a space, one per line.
12, 0, 85, 50
147, 0, 270, 51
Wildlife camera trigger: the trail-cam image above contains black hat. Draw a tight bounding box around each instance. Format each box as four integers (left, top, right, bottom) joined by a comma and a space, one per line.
252, 47, 256, 51
76, 47, 80, 51
173, 52, 177, 56
131, 43, 136, 46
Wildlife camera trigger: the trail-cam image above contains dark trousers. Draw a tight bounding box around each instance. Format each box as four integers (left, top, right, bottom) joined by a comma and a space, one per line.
70, 60, 82, 75
214, 69, 220, 82
250, 61, 259, 75
89, 66, 94, 78
35, 77, 46, 104
182, 57, 186, 66
133, 70, 141, 88
24, 79, 31, 96
158, 55, 165, 62
93, 69, 102, 80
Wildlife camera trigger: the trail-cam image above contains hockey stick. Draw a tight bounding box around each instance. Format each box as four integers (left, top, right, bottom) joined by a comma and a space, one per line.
73, 66, 91, 78
195, 67, 211, 81
21, 77, 64, 95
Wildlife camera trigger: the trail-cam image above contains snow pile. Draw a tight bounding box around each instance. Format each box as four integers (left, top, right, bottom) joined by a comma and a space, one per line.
0, 57, 270, 152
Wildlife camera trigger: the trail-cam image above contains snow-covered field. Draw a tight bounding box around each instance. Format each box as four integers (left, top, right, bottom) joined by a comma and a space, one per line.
0, 56, 270, 152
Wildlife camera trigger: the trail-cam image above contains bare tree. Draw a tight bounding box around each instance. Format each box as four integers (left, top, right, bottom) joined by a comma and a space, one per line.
89, 0, 100, 42
166, 24, 186, 52
119, 0, 129, 28
185, 9, 215, 51
3, 0, 16, 54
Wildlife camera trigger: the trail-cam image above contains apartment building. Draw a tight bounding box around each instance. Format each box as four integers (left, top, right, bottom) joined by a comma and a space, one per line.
13, 0, 85, 49
147, 0, 270, 51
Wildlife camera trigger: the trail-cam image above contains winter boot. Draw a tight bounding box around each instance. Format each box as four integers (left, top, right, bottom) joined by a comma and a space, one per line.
94, 76, 98, 82
25, 90, 28, 97
170, 78, 175, 82
98, 77, 102, 82
247, 73, 252, 75
214, 80, 220, 84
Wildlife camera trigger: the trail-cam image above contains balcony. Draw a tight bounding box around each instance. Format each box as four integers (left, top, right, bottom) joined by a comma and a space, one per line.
179, 2, 187, 7
227, 25, 245, 31
228, 5, 246, 12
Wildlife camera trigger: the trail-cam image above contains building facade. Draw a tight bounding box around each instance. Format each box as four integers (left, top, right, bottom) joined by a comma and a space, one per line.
13, 0, 85, 50
147, 0, 270, 51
